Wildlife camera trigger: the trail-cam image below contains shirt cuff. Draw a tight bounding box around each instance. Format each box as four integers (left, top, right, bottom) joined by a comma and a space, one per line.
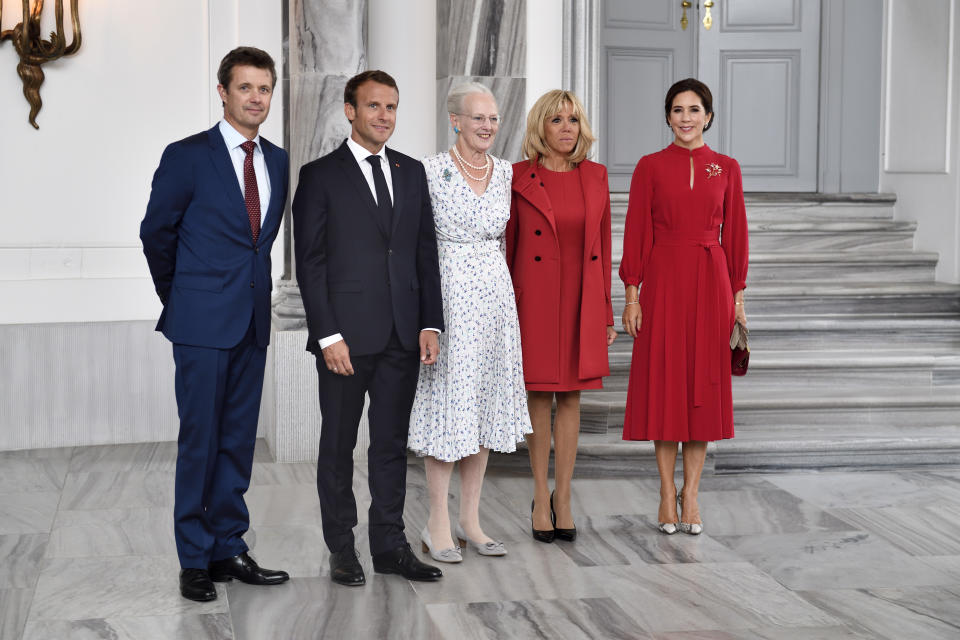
318, 333, 344, 349
422, 328, 441, 334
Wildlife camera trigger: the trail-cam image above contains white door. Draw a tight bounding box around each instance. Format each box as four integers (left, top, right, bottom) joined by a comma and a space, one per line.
599, 0, 820, 192
698, 0, 821, 191
600, 0, 696, 191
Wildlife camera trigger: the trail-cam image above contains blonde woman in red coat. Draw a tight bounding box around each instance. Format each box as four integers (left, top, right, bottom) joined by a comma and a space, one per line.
506, 90, 616, 543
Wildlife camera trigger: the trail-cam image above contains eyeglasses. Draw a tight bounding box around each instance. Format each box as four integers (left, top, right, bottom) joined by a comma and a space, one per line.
458, 114, 501, 126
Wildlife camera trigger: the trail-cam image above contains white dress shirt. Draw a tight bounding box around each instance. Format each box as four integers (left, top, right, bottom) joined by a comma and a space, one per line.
318, 137, 438, 351
219, 119, 271, 221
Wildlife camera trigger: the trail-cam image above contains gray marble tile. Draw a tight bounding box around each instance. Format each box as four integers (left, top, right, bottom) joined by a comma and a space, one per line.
714, 530, 957, 590
0, 492, 60, 534
227, 576, 439, 640
411, 539, 605, 605
0, 588, 33, 640
486, 475, 661, 523
695, 489, 859, 536
798, 586, 960, 640
589, 562, 838, 632
245, 483, 326, 528
916, 554, 960, 580
437, 0, 526, 76
554, 514, 743, 567
0, 533, 48, 589
250, 461, 317, 486
59, 470, 175, 510
68, 441, 178, 473
765, 471, 960, 508
240, 524, 330, 579
21, 613, 233, 640
426, 597, 650, 640
829, 504, 960, 556
30, 556, 227, 620
649, 627, 869, 639
47, 508, 176, 558
0, 449, 71, 494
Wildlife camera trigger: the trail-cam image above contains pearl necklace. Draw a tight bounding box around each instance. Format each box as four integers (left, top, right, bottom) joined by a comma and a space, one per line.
451, 146, 491, 182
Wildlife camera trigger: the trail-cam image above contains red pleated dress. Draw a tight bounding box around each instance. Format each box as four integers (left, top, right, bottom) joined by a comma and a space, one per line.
619, 144, 748, 442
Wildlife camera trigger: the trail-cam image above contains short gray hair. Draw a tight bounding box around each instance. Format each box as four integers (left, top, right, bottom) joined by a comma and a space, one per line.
446, 82, 496, 114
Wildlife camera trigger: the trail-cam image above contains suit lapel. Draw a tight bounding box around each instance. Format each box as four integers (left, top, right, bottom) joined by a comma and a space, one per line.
207, 125, 247, 218
386, 148, 404, 238
514, 165, 558, 238
335, 142, 390, 239
259, 140, 284, 245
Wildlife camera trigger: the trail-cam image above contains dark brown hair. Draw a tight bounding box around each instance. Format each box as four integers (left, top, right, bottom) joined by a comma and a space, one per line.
664, 78, 714, 132
344, 70, 399, 109
217, 46, 277, 89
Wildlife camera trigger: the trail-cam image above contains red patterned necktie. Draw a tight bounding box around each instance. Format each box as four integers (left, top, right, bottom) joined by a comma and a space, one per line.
241, 140, 261, 244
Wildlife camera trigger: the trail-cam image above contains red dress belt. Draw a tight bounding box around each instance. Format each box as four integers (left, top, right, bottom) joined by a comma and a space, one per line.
653, 229, 725, 407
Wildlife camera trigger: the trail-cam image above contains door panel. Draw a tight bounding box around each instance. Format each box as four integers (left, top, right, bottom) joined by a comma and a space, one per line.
600, 0, 695, 191
698, 0, 820, 191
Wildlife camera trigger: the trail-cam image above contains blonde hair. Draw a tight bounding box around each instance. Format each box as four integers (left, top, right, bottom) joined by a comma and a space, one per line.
521, 90, 595, 166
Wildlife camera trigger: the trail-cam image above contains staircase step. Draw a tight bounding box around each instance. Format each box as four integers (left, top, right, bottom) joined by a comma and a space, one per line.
605, 348, 960, 391
577, 387, 960, 434
607, 281, 960, 316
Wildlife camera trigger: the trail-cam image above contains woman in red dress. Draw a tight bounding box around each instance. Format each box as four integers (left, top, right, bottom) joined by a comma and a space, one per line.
507, 90, 617, 543
620, 79, 748, 535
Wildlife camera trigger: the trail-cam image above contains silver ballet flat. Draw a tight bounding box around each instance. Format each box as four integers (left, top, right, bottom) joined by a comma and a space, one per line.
677, 488, 703, 535
455, 523, 507, 556
420, 526, 463, 563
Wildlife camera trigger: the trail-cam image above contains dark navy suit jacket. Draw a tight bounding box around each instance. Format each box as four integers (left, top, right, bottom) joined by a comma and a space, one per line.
292, 140, 443, 356
140, 124, 289, 349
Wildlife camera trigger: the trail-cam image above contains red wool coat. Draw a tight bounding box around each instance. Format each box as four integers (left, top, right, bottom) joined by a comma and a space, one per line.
506, 159, 614, 384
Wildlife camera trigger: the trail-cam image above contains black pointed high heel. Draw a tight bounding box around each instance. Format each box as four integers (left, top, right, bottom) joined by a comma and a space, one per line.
550, 491, 577, 542
531, 499, 555, 543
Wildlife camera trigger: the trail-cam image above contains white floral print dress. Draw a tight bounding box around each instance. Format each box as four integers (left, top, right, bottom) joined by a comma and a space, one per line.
408, 152, 532, 461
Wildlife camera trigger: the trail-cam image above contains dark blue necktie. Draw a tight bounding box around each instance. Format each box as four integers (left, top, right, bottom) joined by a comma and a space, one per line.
365, 154, 393, 232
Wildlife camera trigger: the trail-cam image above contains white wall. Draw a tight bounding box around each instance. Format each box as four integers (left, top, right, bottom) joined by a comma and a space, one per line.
368, 0, 437, 161
881, 0, 960, 283
0, 0, 284, 324
526, 0, 564, 113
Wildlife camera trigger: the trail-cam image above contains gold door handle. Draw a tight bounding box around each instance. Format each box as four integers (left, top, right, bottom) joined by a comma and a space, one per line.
703, 0, 715, 30
681, 1, 692, 30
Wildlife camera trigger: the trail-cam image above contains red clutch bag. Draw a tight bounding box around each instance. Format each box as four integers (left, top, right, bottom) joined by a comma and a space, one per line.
730, 321, 749, 376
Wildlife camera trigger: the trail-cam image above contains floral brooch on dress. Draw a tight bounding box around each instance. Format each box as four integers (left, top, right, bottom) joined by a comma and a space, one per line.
442, 168, 453, 182
705, 163, 723, 178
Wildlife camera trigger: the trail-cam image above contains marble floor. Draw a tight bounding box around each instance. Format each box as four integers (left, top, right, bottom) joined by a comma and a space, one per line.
2, 441, 960, 639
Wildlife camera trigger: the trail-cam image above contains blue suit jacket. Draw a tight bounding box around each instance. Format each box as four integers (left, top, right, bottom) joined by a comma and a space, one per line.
140, 124, 289, 349
292, 140, 443, 356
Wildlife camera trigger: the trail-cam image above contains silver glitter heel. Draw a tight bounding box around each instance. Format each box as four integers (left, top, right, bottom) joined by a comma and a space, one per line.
455, 523, 507, 556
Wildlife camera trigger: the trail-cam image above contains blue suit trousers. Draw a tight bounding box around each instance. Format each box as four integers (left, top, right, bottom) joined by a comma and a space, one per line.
172, 318, 265, 568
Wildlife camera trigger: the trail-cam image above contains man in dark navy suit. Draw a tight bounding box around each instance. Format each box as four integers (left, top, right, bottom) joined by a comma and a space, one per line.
140, 47, 290, 602
293, 70, 444, 585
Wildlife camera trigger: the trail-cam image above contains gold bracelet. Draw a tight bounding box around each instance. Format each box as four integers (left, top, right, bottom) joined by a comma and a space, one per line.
735, 302, 744, 306
625, 301, 639, 306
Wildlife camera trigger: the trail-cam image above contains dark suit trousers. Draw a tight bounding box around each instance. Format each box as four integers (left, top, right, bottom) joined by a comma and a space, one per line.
315, 328, 419, 556
172, 318, 265, 568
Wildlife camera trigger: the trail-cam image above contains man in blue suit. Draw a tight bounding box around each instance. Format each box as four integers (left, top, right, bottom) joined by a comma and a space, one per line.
140, 46, 290, 602
293, 70, 445, 586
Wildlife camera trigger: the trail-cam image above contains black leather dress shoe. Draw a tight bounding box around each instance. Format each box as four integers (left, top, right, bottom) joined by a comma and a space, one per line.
531, 499, 555, 543
372, 544, 442, 581
551, 491, 577, 542
209, 552, 289, 585
180, 568, 217, 602
329, 548, 365, 586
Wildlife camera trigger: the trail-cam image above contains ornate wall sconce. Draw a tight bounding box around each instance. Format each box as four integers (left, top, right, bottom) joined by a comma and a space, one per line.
0, 0, 82, 129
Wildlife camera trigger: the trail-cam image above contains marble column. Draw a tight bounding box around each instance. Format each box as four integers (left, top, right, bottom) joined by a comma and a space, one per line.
267, 0, 368, 463
437, 0, 526, 161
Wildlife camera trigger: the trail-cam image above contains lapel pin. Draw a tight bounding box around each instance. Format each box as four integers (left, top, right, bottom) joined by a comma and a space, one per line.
394, 162, 400, 168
